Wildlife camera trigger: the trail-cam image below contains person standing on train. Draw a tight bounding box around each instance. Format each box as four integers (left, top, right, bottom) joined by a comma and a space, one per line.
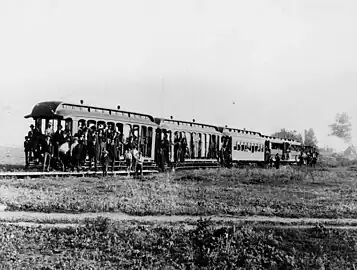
79, 127, 88, 167
87, 126, 96, 170
45, 123, 54, 138
42, 136, 52, 172
180, 133, 187, 162
97, 123, 107, 164
106, 124, 116, 171
53, 125, 65, 158
162, 134, 170, 167
174, 132, 181, 164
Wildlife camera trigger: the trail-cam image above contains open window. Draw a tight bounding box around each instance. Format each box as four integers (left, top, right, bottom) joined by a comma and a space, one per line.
65, 118, 73, 135
87, 120, 96, 129
147, 127, 153, 158
123, 124, 132, 143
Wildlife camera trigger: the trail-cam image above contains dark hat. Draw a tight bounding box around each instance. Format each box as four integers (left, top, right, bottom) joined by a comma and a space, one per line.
30, 124, 34, 128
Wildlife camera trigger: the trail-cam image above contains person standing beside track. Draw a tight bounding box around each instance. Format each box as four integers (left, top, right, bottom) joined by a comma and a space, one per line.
24, 136, 31, 168
135, 151, 144, 179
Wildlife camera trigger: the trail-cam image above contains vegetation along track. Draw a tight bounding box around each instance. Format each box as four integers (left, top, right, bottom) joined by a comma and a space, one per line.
3, 211, 357, 230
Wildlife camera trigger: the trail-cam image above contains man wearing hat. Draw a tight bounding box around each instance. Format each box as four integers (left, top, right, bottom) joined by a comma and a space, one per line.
45, 123, 54, 138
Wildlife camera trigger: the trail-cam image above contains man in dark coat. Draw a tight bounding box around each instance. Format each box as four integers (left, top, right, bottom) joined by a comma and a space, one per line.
275, 153, 281, 169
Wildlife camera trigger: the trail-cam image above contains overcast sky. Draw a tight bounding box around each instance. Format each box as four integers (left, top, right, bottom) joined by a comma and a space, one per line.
0, 0, 356, 150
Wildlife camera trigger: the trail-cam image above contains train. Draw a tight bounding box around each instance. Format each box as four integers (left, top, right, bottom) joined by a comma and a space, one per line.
24, 100, 313, 172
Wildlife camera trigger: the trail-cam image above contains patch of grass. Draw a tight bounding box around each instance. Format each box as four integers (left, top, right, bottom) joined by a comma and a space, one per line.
2, 168, 357, 218
1, 218, 357, 269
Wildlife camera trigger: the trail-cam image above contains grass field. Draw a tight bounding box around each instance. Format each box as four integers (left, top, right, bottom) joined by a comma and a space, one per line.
0, 218, 356, 269
1, 167, 357, 219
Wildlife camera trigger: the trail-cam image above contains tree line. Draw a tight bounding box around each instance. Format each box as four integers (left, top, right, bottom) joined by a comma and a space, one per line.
271, 112, 352, 149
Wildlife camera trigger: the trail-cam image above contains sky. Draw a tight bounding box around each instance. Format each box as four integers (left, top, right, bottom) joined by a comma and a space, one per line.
0, 0, 356, 151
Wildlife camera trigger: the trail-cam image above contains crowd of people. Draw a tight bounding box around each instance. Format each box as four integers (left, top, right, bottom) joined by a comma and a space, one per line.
24, 122, 145, 177
24, 122, 320, 174
156, 132, 223, 170
264, 150, 319, 169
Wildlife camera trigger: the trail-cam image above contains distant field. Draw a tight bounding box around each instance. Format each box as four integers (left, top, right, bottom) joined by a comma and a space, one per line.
2, 168, 357, 219
0, 145, 24, 166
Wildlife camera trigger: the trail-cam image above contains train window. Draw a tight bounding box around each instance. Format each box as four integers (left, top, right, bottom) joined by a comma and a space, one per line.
87, 107, 91, 112
140, 126, 148, 156
107, 122, 115, 131
115, 123, 123, 134
109, 110, 112, 115
78, 119, 86, 130
252, 144, 255, 153
58, 120, 65, 131
133, 125, 140, 141
123, 124, 132, 142
87, 120, 96, 128
97, 120, 106, 129
147, 127, 153, 158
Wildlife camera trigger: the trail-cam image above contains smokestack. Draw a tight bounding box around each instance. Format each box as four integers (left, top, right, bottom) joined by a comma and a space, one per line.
117, 105, 121, 110
80, 100, 84, 105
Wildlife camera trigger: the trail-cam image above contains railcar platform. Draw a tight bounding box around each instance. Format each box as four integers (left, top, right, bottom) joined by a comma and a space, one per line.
0, 169, 159, 179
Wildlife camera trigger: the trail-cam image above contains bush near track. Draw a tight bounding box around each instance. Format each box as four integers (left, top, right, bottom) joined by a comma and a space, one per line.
1, 168, 357, 219
1, 218, 357, 269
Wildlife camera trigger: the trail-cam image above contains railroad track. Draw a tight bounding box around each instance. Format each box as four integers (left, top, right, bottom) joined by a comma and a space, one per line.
0, 169, 159, 179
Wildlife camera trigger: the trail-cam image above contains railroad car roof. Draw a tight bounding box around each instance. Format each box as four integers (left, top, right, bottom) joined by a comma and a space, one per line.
260, 134, 301, 145
24, 101, 156, 124
221, 127, 262, 137
155, 118, 221, 135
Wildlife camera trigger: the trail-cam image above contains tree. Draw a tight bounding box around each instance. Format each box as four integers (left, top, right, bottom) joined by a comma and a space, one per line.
304, 128, 318, 148
271, 128, 303, 143
329, 112, 352, 143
